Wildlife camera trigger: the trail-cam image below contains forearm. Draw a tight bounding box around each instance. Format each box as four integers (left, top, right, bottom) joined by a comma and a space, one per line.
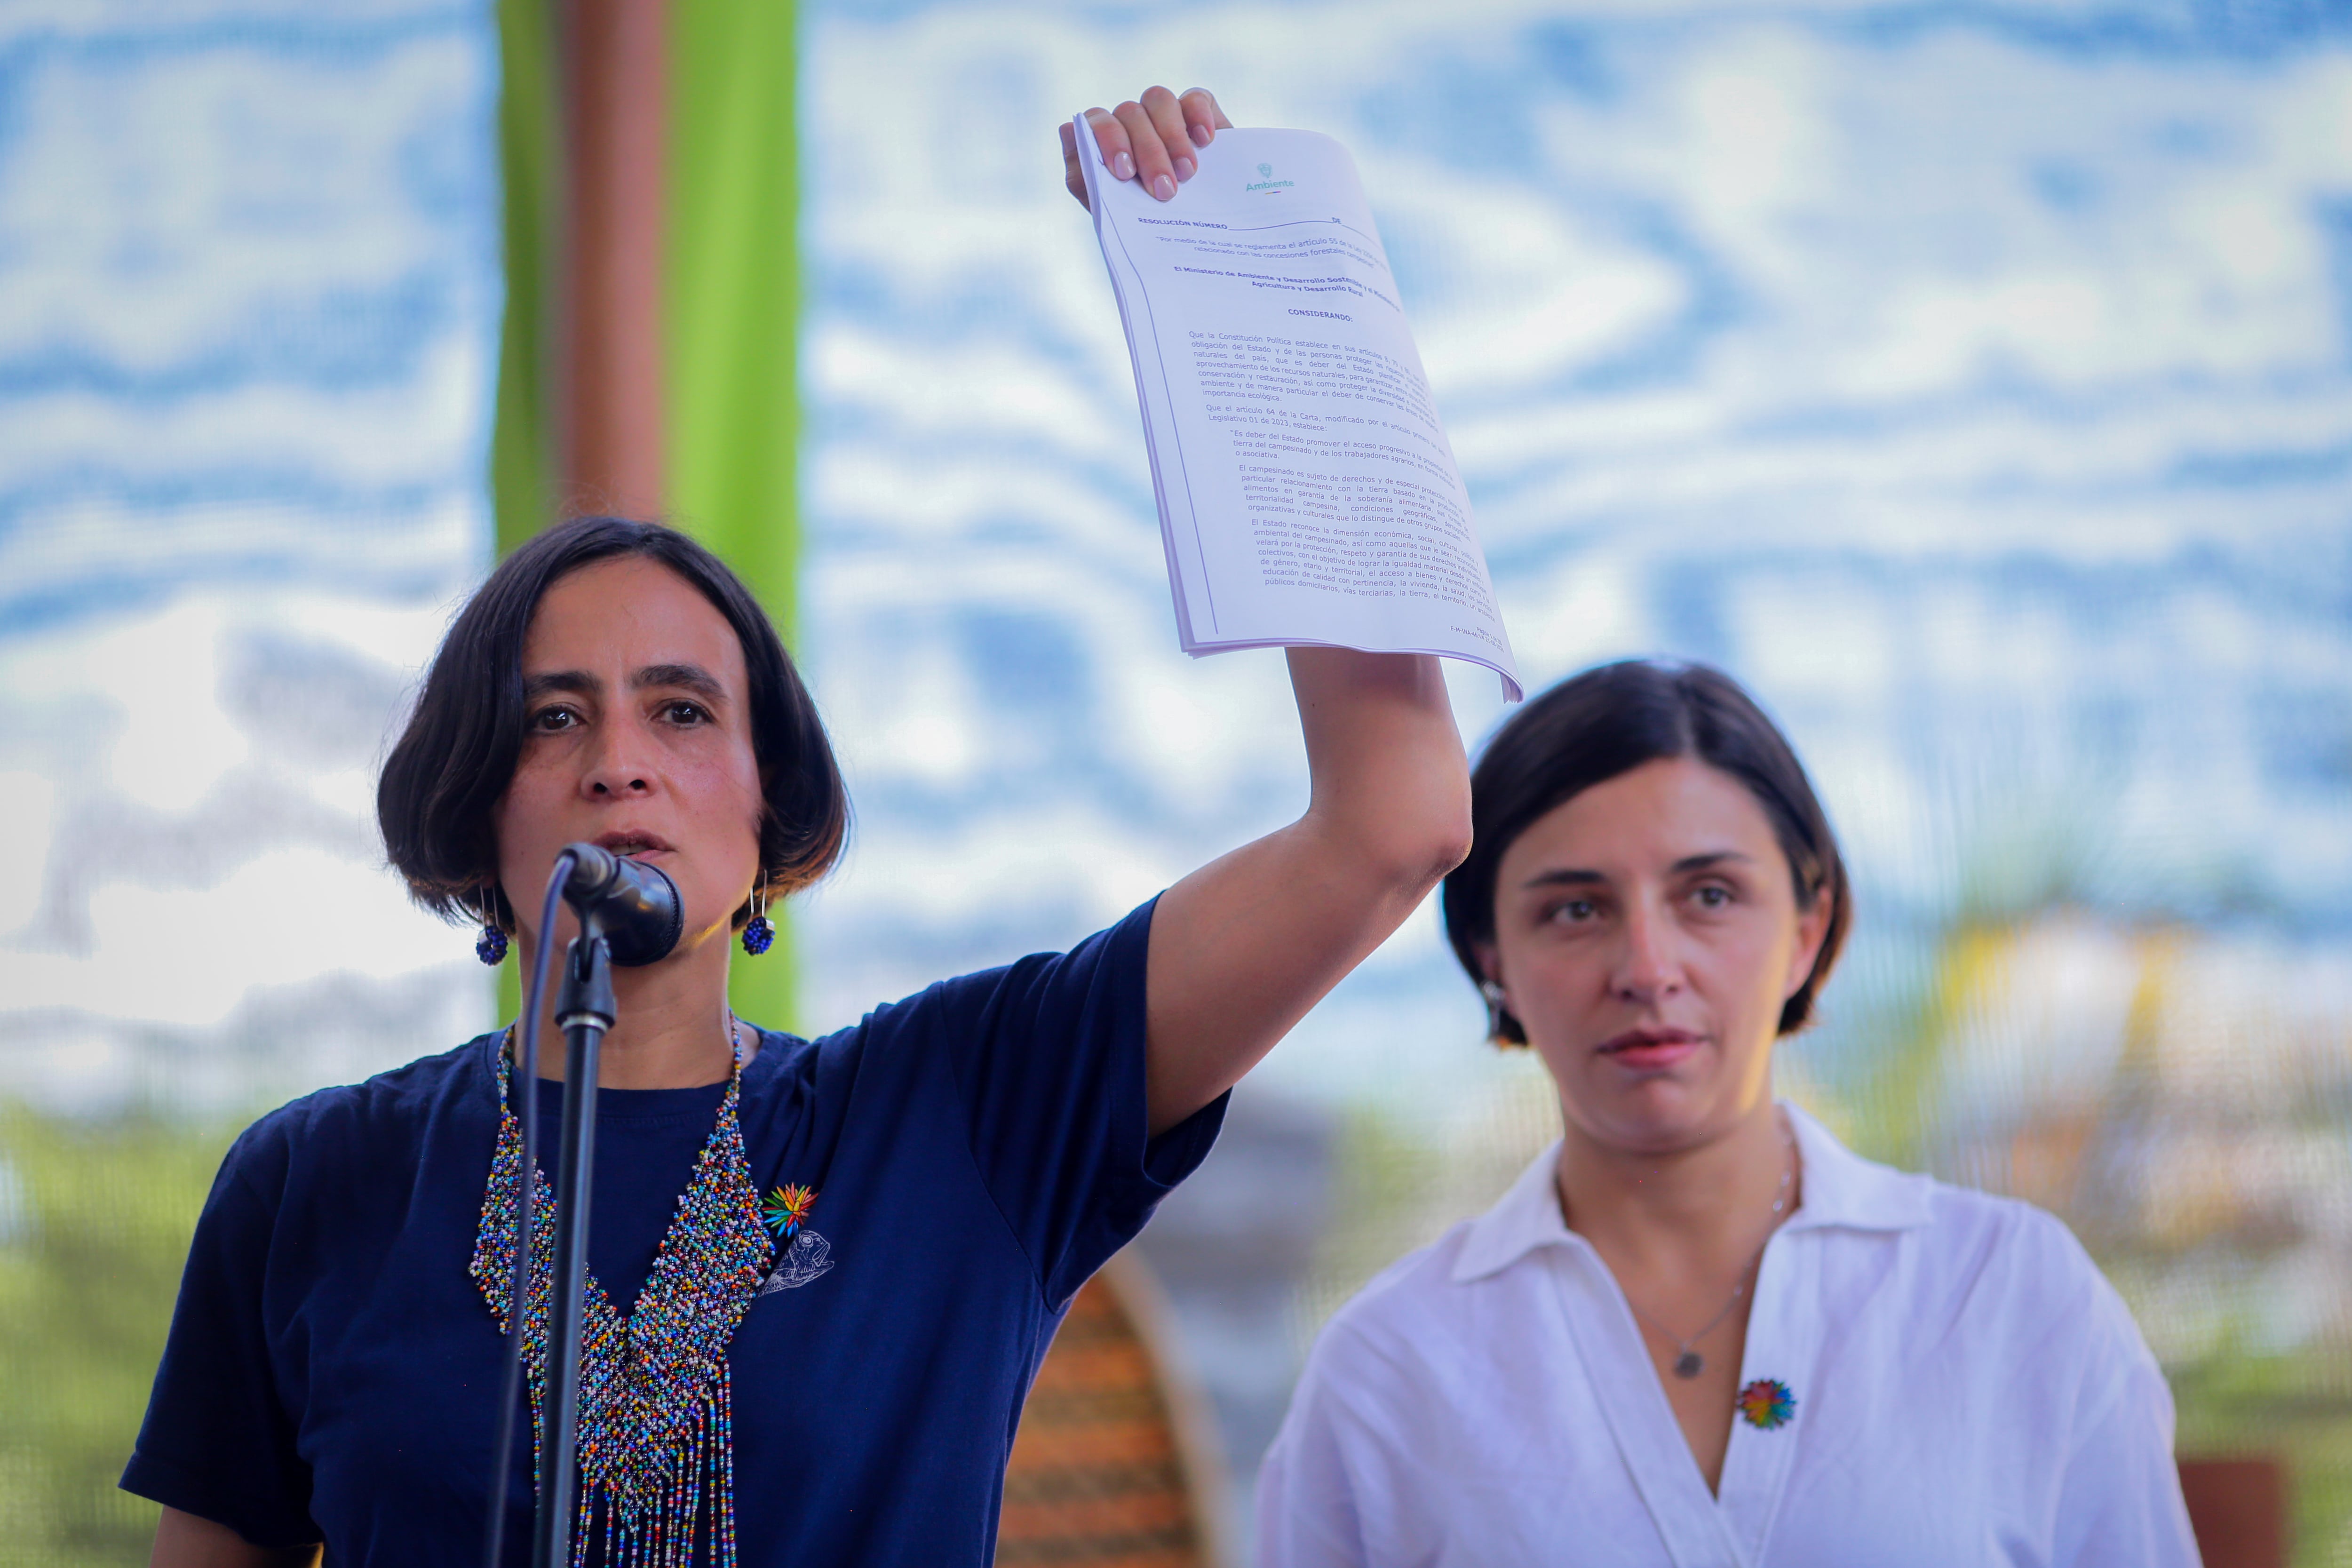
1287, 647, 1471, 887
1143, 649, 1470, 1131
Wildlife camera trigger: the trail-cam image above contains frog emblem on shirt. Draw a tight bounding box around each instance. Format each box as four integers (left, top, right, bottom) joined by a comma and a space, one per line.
757, 1228, 834, 1294
757, 1184, 834, 1294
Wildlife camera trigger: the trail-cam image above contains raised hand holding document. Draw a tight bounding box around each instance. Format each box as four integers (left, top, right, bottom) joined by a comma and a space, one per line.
1074, 117, 1522, 700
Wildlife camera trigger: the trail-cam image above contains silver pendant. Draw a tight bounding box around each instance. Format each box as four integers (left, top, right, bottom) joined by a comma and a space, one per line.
1673, 1350, 1704, 1379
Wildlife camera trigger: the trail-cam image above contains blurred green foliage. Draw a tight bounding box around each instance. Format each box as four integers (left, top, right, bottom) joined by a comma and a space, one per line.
0, 1105, 238, 1568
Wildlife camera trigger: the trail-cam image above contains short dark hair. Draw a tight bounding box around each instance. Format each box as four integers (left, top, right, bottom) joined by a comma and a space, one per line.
1440, 660, 1849, 1043
378, 517, 849, 930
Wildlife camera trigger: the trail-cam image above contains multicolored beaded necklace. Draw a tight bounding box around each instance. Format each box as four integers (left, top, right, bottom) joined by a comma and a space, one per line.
469, 1031, 772, 1567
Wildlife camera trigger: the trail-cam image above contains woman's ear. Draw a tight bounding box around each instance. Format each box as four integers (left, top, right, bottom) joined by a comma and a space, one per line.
1783, 889, 1834, 1001
1473, 945, 1523, 1046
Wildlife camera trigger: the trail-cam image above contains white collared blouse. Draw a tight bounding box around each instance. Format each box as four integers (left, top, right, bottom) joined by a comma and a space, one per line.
1257, 1104, 2200, 1568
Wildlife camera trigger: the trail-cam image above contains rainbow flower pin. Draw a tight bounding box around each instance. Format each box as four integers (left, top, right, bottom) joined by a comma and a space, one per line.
1737, 1378, 1796, 1431
763, 1183, 818, 1238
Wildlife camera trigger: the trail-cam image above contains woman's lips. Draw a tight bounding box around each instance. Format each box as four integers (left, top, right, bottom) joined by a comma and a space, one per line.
1597, 1029, 1703, 1071
593, 830, 675, 856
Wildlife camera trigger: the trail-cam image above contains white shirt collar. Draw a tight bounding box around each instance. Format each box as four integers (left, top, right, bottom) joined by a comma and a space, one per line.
1449, 1099, 1934, 1285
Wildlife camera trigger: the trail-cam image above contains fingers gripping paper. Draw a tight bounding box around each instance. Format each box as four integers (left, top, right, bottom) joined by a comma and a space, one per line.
1076, 119, 1522, 700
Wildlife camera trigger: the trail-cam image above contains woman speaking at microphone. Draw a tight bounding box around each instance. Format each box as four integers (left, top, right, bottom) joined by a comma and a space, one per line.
123, 88, 1441, 1568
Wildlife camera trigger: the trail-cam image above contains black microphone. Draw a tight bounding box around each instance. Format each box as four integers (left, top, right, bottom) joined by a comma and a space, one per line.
558, 843, 684, 966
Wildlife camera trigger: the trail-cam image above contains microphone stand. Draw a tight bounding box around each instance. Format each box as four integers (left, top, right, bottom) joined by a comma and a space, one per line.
532, 913, 616, 1568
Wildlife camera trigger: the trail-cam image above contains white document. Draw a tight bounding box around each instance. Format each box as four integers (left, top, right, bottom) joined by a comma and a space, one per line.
1076, 119, 1521, 700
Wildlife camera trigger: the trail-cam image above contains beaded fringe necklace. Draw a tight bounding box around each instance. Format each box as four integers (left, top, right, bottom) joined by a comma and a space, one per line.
470, 1040, 772, 1568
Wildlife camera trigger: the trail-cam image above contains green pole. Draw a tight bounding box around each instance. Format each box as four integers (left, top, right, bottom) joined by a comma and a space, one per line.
488, 0, 803, 1034
492, 0, 559, 562
668, 0, 804, 1035
489, 0, 560, 1028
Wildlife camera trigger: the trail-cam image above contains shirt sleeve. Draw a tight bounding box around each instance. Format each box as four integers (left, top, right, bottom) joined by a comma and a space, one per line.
2050, 1260, 2202, 1568
119, 1123, 321, 1550
924, 895, 1226, 1305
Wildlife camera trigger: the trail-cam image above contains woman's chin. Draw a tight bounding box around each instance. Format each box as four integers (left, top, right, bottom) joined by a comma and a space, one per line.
1566, 1073, 1737, 1154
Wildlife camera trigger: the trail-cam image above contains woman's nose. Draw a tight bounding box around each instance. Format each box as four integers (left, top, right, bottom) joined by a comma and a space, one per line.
1613, 902, 1684, 1003
587, 772, 651, 797
580, 720, 656, 798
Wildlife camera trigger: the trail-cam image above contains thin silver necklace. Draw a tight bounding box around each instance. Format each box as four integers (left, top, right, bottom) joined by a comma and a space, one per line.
1623, 1121, 1797, 1380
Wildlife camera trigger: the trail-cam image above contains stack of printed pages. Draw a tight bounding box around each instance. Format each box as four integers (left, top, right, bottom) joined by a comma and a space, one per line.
1076, 116, 1521, 700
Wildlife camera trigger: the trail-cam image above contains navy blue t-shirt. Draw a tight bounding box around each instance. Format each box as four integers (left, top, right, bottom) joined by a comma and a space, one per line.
121, 898, 1224, 1565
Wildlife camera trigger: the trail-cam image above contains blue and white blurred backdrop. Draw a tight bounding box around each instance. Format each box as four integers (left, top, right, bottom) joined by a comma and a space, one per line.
2, 1, 2348, 1560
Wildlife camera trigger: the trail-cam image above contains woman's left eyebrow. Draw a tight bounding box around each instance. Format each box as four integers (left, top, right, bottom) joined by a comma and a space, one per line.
632, 663, 727, 700
1671, 851, 1752, 874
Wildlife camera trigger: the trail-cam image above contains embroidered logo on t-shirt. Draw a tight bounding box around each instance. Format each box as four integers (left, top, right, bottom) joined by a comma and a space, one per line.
756, 1183, 834, 1294
1737, 1378, 1796, 1430
757, 1228, 835, 1294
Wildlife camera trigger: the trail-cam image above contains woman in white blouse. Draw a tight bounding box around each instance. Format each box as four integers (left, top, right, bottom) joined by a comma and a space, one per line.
1257, 661, 2200, 1568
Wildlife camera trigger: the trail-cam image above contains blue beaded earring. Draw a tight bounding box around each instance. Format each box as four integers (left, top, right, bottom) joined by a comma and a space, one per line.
474, 887, 509, 966
741, 883, 774, 957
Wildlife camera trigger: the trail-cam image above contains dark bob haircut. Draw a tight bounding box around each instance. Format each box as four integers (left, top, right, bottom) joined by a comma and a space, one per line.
378, 517, 848, 931
1439, 660, 1849, 1043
